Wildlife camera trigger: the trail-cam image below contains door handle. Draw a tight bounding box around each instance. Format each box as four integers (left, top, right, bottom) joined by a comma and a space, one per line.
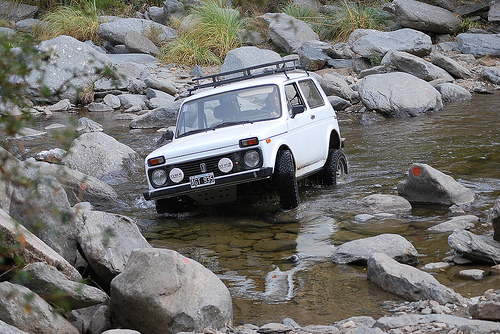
310, 115, 315, 120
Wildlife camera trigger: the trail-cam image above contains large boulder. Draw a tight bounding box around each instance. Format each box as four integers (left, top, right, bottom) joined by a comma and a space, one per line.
260, 13, 320, 53
220, 46, 282, 77
427, 215, 478, 233
456, 33, 500, 58
397, 163, 475, 206
97, 18, 177, 45
358, 194, 412, 214
358, 72, 443, 118
389, 0, 461, 34
487, 196, 500, 241
448, 230, 500, 265
25, 36, 113, 104
94, 62, 150, 91
0, 319, 29, 334
319, 73, 356, 101
19, 262, 108, 310
0, 282, 79, 334
367, 253, 464, 305
332, 233, 419, 265
0, 147, 24, 211
110, 248, 233, 334
350, 28, 432, 58
434, 83, 472, 103
430, 52, 471, 79
390, 51, 454, 82
123, 30, 159, 56
62, 132, 139, 185
481, 66, 500, 84
0, 1, 38, 21
129, 104, 181, 129
76, 209, 151, 285
9, 175, 78, 265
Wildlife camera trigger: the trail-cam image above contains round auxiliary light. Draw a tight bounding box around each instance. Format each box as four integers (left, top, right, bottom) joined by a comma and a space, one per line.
169, 167, 184, 183
218, 157, 234, 173
151, 169, 167, 186
243, 150, 260, 168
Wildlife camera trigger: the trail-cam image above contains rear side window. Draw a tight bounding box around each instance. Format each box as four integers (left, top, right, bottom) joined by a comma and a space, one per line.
298, 79, 325, 109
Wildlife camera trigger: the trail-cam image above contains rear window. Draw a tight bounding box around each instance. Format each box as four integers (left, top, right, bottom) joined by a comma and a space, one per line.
299, 79, 325, 109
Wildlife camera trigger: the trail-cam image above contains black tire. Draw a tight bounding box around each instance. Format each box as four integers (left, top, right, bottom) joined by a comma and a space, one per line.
322, 149, 348, 186
155, 196, 191, 214
275, 149, 300, 209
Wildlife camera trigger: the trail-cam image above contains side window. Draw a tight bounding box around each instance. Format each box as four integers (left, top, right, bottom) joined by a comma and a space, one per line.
298, 79, 325, 109
285, 83, 304, 113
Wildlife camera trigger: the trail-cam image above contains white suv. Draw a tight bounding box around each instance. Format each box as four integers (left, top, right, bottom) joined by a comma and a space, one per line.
143, 60, 347, 213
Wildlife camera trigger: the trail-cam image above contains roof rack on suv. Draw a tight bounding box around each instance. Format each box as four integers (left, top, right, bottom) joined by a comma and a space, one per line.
188, 59, 306, 94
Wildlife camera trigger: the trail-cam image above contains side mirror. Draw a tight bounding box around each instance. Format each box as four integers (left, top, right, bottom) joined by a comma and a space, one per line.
157, 129, 174, 146
291, 105, 305, 118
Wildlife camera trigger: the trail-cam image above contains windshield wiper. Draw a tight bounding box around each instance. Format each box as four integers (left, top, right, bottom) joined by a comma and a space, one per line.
177, 128, 209, 138
211, 120, 253, 130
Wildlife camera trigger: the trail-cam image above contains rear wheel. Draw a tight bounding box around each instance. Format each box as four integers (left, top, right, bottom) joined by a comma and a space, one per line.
275, 149, 300, 209
322, 149, 348, 185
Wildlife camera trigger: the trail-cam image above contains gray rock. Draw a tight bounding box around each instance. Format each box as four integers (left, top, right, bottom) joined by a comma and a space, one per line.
435, 83, 472, 103
327, 96, 351, 110
144, 77, 177, 96
358, 72, 443, 118
127, 79, 148, 94
428, 215, 478, 233
0, 319, 29, 334
0, 27, 16, 38
0, 282, 79, 334
357, 65, 387, 79
397, 163, 475, 206
421, 262, 450, 270
459, 269, 484, 280
118, 93, 148, 110
35, 148, 66, 163
0, 1, 38, 21
260, 13, 320, 53
456, 33, 500, 57
25, 36, 113, 104
481, 66, 500, 84
367, 253, 463, 304
430, 52, 472, 79
7, 127, 47, 140
319, 73, 356, 101
88, 102, 114, 112
470, 301, 500, 321
19, 262, 108, 309
129, 104, 181, 129
332, 233, 419, 265
62, 131, 138, 184
103, 94, 121, 109
148, 6, 167, 25
297, 45, 330, 71
326, 59, 354, 69
46, 99, 72, 112
97, 18, 177, 45
359, 194, 412, 214
487, 196, 500, 241
124, 30, 159, 56
392, 0, 461, 34
76, 210, 151, 285
257, 323, 293, 334
0, 210, 81, 281
489, 1, 500, 23
110, 248, 233, 334
106, 53, 158, 64
9, 175, 78, 265
95, 62, 150, 91
390, 51, 454, 82
77, 117, 104, 133
0, 148, 22, 210
448, 229, 500, 265
351, 28, 432, 58
14, 18, 45, 33
147, 97, 173, 109
146, 88, 175, 100
163, 0, 185, 21
220, 46, 282, 78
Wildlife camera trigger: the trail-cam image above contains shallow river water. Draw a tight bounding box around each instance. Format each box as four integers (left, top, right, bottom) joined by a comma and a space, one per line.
14, 93, 500, 326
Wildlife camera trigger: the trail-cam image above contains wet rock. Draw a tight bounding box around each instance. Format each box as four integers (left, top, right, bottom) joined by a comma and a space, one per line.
332, 233, 419, 265
76, 210, 151, 285
421, 262, 450, 270
390, 0, 461, 34
0, 210, 81, 281
448, 229, 500, 265
487, 196, 500, 241
459, 269, 484, 280
481, 66, 500, 84
7, 127, 47, 140
319, 73, 356, 101
350, 28, 432, 58
358, 72, 443, 118
435, 83, 472, 103
367, 253, 464, 305
103, 94, 121, 109
469, 301, 500, 321
9, 175, 78, 265
110, 248, 233, 334
97, 18, 177, 45
19, 262, 108, 309
427, 215, 478, 233
430, 52, 471, 79
46, 99, 72, 112
358, 194, 412, 214
397, 163, 475, 206
260, 13, 319, 53
35, 148, 66, 163
456, 33, 500, 57
129, 104, 181, 129
390, 51, 454, 82
257, 323, 292, 334
0, 282, 79, 334
88, 102, 114, 112
77, 117, 104, 133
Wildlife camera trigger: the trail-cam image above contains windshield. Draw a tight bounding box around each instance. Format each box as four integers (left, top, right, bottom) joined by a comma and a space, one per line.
176, 84, 281, 137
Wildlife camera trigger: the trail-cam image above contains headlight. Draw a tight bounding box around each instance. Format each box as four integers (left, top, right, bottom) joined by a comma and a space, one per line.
151, 169, 167, 186
243, 150, 260, 168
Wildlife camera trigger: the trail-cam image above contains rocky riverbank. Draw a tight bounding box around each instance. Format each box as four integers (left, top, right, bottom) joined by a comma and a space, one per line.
1, 0, 500, 333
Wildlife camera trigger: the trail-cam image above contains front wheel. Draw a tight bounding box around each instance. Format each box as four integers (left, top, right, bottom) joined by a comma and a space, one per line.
322, 149, 348, 186
275, 149, 300, 209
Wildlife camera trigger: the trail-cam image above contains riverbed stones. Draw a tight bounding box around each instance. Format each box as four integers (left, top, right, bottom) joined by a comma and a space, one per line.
448, 229, 500, 265
469, 301, 500, 321
129, 104, 181, 129
434, 83, 472, 103
390, 51, 454, 82
481, 66, 500, 84
110, 248, 233, 334
358, 72, 443, 118
428, 215, 478, 233
319, 73, 356, 101
350, 28, 432, 58
456, 33, 500, 57
389, 0, 461, 34
397, 163, 475, 206
367, 253, 464, 305
358, 194, 412, 214
487, 196, 500, 241
97, 18, 177, 45
332, 233, 419, 265
430, 52, 471, 79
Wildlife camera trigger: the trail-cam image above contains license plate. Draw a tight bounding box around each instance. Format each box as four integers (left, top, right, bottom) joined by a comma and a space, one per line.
189, 172, 215, 188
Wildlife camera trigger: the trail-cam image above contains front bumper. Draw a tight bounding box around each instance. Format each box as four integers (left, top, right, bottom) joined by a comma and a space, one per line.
143, 167, 273, 201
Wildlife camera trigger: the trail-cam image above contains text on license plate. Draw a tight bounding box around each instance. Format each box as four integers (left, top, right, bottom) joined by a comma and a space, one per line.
189, 172, 215, 188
